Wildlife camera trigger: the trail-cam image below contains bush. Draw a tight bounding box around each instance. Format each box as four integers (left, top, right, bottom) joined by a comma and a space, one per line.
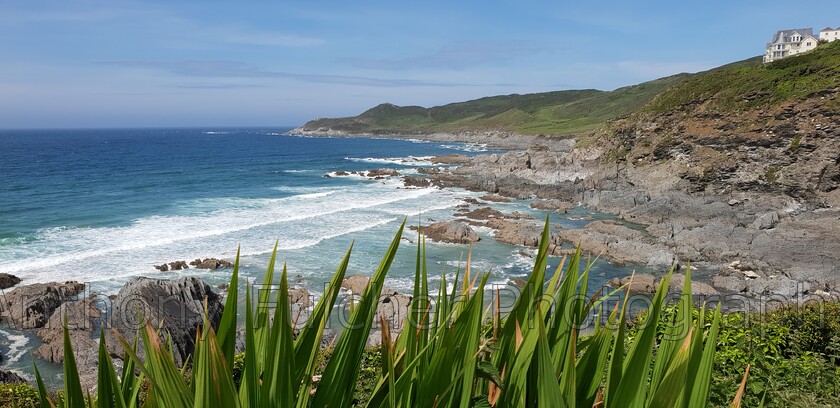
0, 382, 39, 408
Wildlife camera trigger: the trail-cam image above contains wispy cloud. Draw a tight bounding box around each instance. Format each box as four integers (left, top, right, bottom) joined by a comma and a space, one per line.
340, 41, 540, 71
97, 60, 518, 87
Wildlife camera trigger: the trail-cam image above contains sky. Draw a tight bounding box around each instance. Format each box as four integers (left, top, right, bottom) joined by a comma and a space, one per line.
1, 0, 839, 129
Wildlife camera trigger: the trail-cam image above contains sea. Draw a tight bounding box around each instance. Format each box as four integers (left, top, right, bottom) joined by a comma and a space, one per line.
0, 127, 656, 380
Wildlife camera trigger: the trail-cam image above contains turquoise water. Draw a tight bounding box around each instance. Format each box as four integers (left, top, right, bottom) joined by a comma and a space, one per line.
0, 128, 656, 380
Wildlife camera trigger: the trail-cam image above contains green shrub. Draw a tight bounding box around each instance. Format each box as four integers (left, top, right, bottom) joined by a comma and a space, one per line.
37, 220, 739, 408
0, 382, 39, 408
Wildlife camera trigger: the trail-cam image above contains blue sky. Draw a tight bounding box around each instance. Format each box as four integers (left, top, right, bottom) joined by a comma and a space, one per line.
1, 0, 838, 128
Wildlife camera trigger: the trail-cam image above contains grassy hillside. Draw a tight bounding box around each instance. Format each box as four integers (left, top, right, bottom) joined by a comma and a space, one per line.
300, 74, 691, 136
645, 42, 840, 113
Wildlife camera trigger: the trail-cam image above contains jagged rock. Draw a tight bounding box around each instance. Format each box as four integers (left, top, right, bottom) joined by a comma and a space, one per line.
367, 168, 400, 177
154, 263, 169, 272
169, 260, 189, 270
341, 274, 370, 295
409, 221, 480, 244
462, 197, 482, 205
530, 199, 574, 213
0, 370, 26, 384
367, 290, 413, 347
190, 258, 233, 270
0, 273, 21, 290
455, 207, 505, 220
480, 194, 511, 203
0, 281, 85, 329
403, 176, 431, 188
105, 276, 222, 367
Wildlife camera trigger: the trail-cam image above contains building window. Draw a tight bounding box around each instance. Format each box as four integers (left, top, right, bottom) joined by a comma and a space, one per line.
807, 42, 811, 46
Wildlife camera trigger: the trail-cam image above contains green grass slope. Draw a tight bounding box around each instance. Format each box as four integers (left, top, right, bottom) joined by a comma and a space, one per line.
300, 74, 691, 136
644, 42, 840, 113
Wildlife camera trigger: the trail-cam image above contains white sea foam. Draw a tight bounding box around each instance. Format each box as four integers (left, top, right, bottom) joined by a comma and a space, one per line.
0, 182, 441, 284
440, 143, 488, 152
345, 156, 434, 166
0, 329, 29, 365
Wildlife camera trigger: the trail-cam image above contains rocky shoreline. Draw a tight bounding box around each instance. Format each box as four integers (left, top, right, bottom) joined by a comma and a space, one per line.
293, 124, 839, 303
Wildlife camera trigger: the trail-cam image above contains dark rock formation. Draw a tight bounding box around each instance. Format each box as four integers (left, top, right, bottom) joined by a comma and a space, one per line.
190, 258, 233, 269
0, 369, 26, 384
105, 276, 222, 367
403, 176, 431, 188
367, 168, 400, 177
0, 281, 85, 329
0, 273, 21, 290
409, 221, 480, 244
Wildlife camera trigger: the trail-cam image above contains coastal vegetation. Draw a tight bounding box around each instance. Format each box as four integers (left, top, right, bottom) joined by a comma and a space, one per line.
0, 222, 836, 406
17, 221, 743, 407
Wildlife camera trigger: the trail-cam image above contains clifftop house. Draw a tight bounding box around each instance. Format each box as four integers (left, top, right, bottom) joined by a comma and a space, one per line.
820, 27, 840, 42
763, 28, 819, 63
764, 26, 839, 63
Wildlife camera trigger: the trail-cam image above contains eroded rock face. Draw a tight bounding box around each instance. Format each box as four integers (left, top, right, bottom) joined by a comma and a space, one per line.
488, 219, 562, 253
409, 221, 480, 244
0, 273, 21, 290
0, 281, 85, 329
105, 276, 222, 367
190, 258, 234, 269
35, 299, 103, 364
402, 176, 432, 188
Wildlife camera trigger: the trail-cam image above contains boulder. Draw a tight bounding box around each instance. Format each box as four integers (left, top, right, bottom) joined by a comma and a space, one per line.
105, 276, 222, 367
403, 176, 431, 188
168, 260, 189, 270
0, 273, 21, 290
0, 281, 85, 329
409, 221, 480, 244
341, 274, 370, 295
367, 168, 400, 177
608, 274, 657, 294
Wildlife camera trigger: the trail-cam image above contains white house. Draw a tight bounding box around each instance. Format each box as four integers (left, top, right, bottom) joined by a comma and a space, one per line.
763, 28, 820, 63
819, 27, 840, 42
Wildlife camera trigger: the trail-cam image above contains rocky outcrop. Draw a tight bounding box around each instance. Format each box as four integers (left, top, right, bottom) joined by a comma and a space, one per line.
557, 220, 677, 267
190, 258, 234, 269
402, 176, 431, 188
341, 274, 370, 295
0, 281, 85, 329
105, 276, 222, 366
0, 370, 26, 384
487, 219, 561, 253
409, 221, 480, 244
0, 273, 21, 290
455, 207, 506, 220
609, 274, 658, 294
155, 260, 189, 271
480, 194, 511, 203
367, 168, 400, 177
34, 299, 102, 364
34, 298, 102, 391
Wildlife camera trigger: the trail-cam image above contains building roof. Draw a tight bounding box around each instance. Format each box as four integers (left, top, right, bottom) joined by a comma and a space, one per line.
820, 27, 840, 32
772, 28, 814, 43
